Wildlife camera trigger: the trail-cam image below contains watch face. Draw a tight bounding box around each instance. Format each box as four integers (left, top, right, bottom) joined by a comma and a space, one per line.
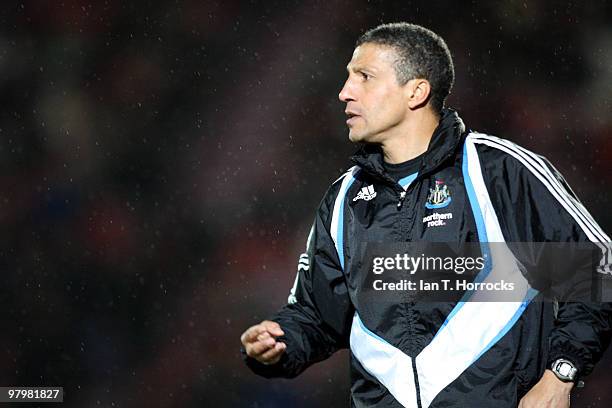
553, 359, 577, 381
558, 362, 573, 377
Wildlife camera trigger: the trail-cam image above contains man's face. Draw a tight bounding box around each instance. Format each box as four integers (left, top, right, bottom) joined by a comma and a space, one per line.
339, 43, 409, 144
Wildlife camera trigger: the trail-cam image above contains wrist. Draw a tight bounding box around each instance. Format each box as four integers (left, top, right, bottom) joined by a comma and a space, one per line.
543, 370, 575, 392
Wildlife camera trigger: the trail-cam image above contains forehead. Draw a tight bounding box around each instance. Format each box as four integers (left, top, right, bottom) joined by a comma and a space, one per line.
346, 43, 398, 72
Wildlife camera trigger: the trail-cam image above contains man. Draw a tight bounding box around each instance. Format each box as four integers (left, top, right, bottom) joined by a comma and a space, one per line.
240, 23, 612, 407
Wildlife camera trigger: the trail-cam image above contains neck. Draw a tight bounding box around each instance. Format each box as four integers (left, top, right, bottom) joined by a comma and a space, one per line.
381, 109, 440, 164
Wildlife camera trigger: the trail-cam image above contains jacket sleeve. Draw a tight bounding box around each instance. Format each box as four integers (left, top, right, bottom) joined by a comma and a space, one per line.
498, 152, 612, 378
242, 184, 354, 378
535, 159, 612, 378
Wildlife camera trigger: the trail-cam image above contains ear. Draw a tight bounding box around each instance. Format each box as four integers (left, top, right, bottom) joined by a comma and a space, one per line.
405, 79, 431, 109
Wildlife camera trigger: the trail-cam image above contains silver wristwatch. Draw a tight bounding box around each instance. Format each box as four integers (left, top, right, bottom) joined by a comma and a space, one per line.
550, 358, 578, 382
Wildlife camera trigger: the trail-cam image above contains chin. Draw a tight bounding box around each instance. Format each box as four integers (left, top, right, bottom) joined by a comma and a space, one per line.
348, 129, 366, 143
349, 131, 376, 144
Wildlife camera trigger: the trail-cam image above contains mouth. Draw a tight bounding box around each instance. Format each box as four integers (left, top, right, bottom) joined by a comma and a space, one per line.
345, 111, 361, 125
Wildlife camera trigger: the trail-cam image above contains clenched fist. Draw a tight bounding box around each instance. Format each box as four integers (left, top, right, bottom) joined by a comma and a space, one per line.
240, 320, 287, 365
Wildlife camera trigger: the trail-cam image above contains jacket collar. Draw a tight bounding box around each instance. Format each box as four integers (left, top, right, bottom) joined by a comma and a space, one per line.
350, 108, 466, 184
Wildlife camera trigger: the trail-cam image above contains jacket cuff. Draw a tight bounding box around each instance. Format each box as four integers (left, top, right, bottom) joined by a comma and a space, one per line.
546, 344, 589, 377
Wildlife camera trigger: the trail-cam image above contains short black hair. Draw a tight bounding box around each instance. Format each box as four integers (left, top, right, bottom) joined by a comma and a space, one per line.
356, 22, 454, 113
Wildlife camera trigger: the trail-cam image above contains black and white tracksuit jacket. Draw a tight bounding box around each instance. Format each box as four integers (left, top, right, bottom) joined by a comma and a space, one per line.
243, 109, 612, 407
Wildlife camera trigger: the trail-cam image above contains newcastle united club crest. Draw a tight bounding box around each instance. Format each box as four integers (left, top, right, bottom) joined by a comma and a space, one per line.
425, 179, 452, 209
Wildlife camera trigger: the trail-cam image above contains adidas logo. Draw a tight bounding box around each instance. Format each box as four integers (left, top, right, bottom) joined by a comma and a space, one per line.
353, 185, 377, 202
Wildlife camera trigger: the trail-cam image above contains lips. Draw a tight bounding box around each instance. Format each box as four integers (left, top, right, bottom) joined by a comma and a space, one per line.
345, 110, 361, 125
346, 115, 360, 125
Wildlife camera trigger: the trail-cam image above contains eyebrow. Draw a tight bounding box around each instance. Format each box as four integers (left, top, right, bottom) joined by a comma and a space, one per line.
346, 65, 377, 74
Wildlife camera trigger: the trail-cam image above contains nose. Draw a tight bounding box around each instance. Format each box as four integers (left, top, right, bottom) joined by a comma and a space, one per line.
338, 78, 355, 103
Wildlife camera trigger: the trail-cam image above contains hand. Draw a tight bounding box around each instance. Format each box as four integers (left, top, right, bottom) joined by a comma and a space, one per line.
518, 370, 574, 408
240, 320, 287, 365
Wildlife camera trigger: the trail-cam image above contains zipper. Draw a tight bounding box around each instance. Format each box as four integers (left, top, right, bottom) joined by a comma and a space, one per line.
397, 191, 407, 209
412, 358, 423, 408
397, 179, 421, 407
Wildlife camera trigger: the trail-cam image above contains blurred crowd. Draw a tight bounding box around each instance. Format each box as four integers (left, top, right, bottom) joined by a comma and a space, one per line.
0, 1, 611, 407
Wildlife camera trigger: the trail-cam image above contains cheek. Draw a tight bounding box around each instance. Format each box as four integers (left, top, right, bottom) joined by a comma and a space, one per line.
384, 91, 406, 119
361, 85, 403, 126
371, 93, 402, 123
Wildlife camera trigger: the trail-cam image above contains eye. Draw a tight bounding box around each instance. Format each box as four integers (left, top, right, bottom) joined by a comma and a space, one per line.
360, 71, 370, 81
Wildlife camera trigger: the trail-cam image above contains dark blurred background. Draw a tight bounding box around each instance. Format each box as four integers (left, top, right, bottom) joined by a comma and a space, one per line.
0, 1, 611, 407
